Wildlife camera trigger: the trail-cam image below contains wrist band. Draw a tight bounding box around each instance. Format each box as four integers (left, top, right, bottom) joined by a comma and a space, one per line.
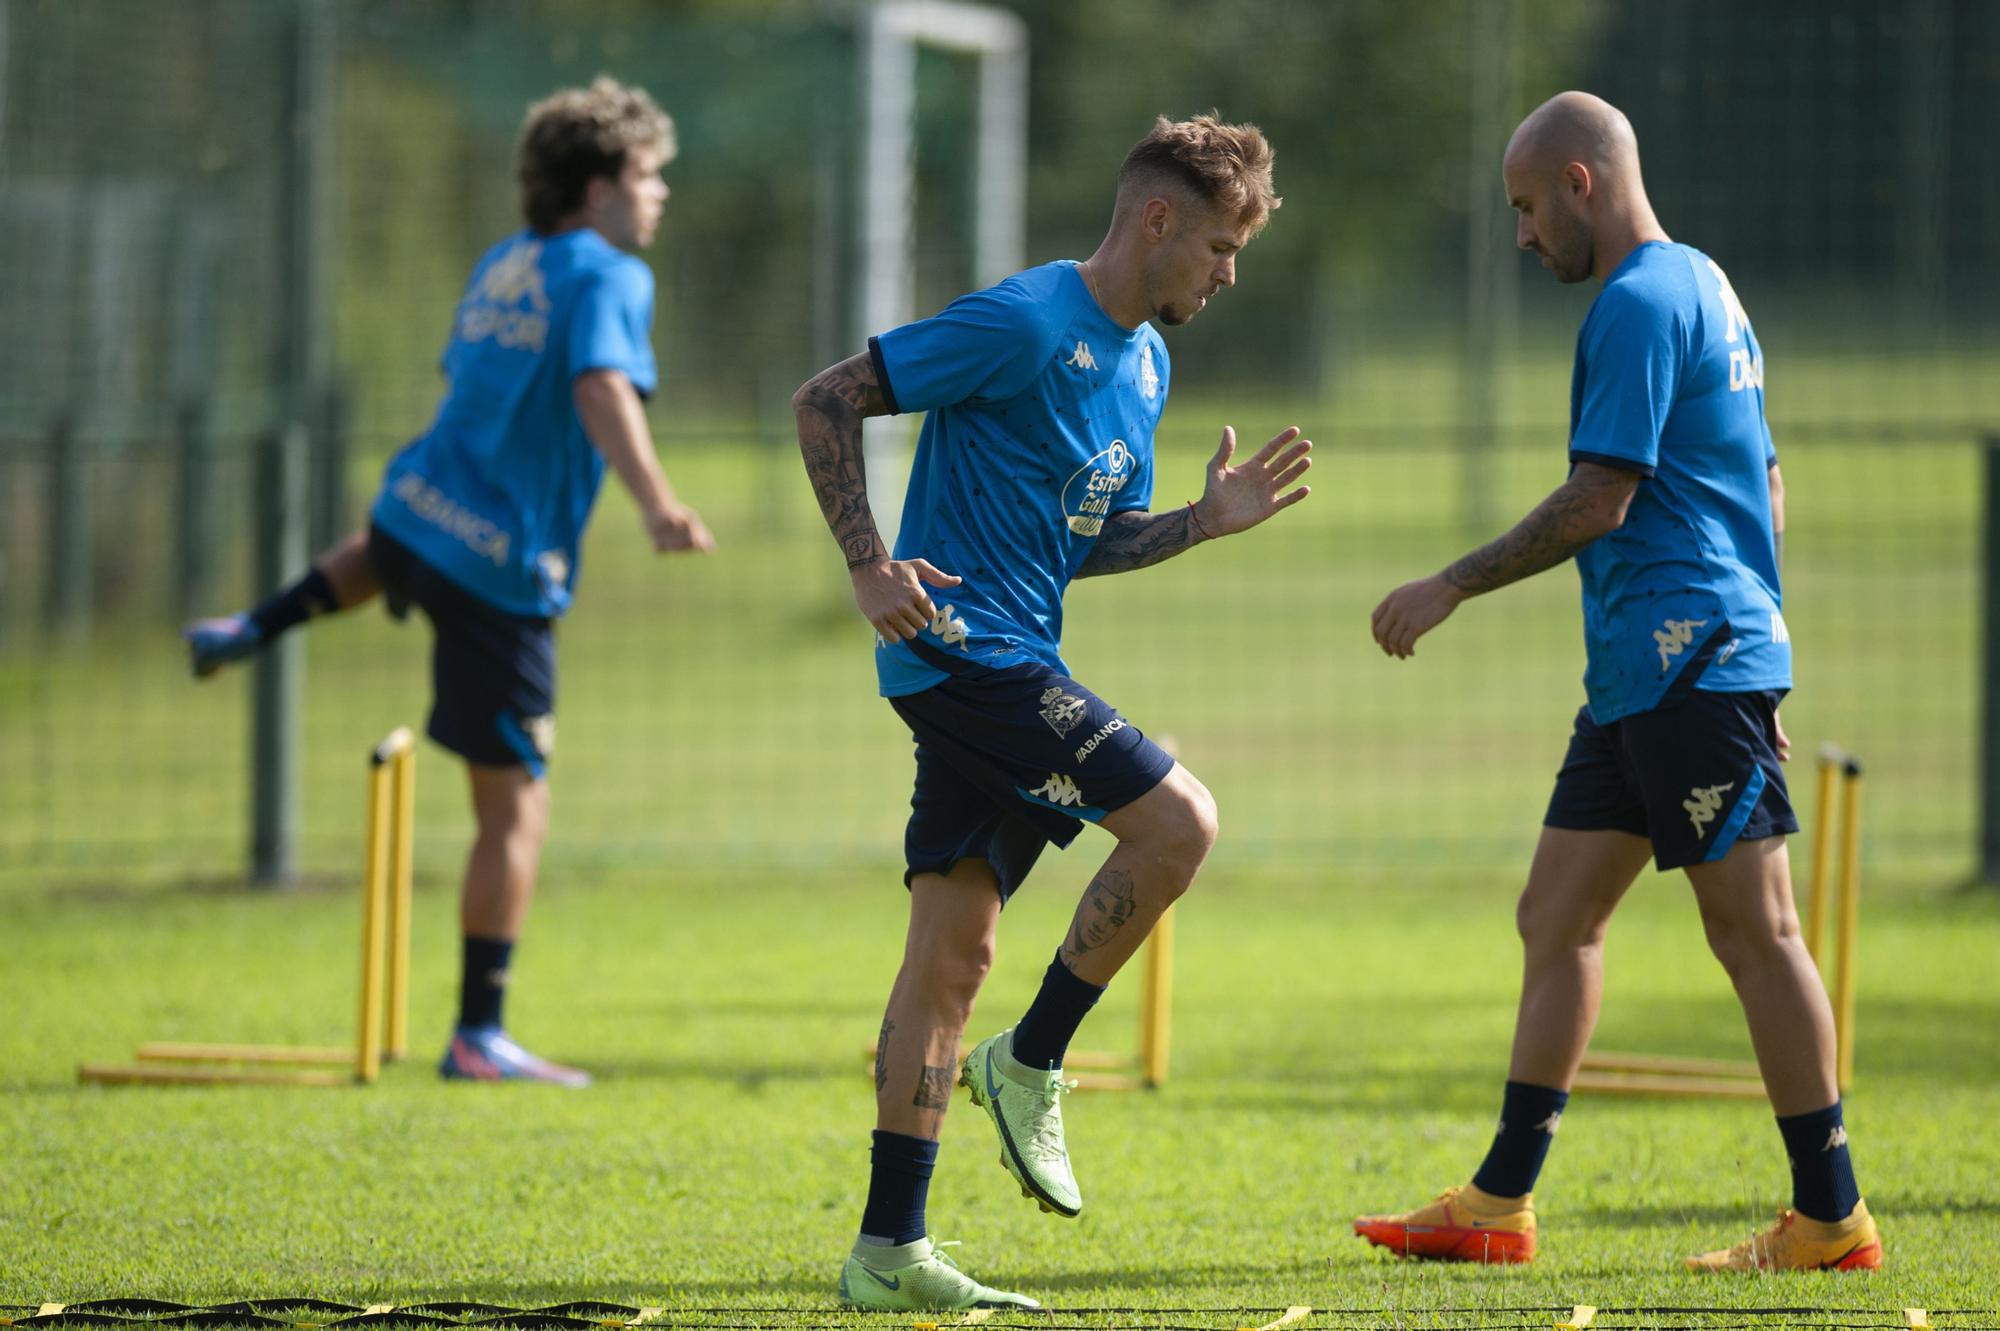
1186, 500, 1214, 540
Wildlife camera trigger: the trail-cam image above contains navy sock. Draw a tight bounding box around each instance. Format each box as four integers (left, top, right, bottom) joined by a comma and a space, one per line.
458, 936, 514, 1030
1010, 952, 1106, 1071
859, 1130, 939, 1246
1471, 1081, 1569, 1198
1776, 1101, 1860, 1223
247, 566, 337, 640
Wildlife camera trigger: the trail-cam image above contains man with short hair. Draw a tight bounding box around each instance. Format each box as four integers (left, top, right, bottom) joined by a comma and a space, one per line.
1355, 91, 1880, 1273
183, 76, 712, 1086
794, 113, 1311, 1311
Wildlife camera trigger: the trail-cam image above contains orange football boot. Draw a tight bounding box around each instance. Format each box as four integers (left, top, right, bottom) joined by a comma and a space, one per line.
1685, 1200, 1883, 1272
1353, 1183, 1536, 1263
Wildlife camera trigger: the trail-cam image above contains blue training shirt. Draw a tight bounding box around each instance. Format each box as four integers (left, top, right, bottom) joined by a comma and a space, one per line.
371, 227, 657, 618
1568, 240, 1789, 724
869, 261, 1168, 697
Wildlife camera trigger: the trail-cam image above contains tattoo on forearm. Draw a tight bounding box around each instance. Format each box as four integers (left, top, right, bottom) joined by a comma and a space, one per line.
874, 1017, 894, 1093
913, 1064, 954, 1110
1075, 509, 1201, 578
1443, 467, 1632, 596
1060, 867, 1139, 966
795, 354, 890, 568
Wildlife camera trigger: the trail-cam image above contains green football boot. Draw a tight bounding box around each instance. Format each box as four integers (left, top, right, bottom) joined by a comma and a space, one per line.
836, 1237, 1040, 1311
961, 1028, 1082, 1217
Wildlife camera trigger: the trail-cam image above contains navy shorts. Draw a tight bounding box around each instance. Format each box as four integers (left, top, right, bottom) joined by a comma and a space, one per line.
888, 658, 1177, 903
1544, 688, 1798, 871
367, 524, 556, 777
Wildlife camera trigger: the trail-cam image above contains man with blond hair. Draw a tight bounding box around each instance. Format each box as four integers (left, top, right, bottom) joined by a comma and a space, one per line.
794, 113, 1312, 1310
183, 77, 712, 1085
1356, 91, 1880, 1273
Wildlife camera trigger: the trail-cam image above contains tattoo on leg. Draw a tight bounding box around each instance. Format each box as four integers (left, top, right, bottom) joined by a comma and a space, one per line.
913, 1064, 954, 1110
1061, 867, 1138, 966
874, 1017, 894, 1093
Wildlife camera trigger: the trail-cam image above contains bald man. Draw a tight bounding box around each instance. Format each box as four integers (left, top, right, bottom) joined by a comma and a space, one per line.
794, 114, 1310, 1310
1354, 92, 1881, 1272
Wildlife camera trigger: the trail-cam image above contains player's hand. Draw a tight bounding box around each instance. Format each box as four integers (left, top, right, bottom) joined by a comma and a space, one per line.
645, 502, 716, 554
1773, 708, 1791, 762
851, 557, 961, 643
1371, 573, 1465, 658
1191, 426, 1312, 538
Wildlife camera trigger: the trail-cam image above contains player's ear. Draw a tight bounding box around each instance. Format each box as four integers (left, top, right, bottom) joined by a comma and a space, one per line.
1562, 161, 1592, 201
584, 173, 616, 213
1141, 195, 1172, 242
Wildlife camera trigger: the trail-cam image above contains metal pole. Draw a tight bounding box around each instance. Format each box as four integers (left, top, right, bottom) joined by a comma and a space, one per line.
252, 0, 335, 884
1982, 437, 2000, 885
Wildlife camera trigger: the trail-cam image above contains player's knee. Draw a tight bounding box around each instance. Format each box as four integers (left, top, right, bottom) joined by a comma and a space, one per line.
1164, 775, 1219, 867
1697, 902, 1788, 977
914, 936, 993, 1013
1515, 885, 1610, 957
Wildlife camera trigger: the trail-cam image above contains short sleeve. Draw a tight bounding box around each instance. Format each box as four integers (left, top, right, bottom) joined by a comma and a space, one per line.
568, 261, 657, 397
1569, 286, 1683, 477
869, 280, 1056, 416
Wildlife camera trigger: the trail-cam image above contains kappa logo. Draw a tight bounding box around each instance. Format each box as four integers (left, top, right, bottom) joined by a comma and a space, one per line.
1029, 773, 1086, 807
1685, 782, 1735, 836
537, 550, 571, 592
1039, 687, 1088, 738
928, 603, 970, 649
459, 240, 552, 352
1655, 617, 1709, 671
1823, 1125, 1848, 1152
1074, 716, 1127, 763
522, 714, 557, 759
1534, 1110, 1563, 1135
1064, 341, 1098, 372
1139, 342, 1159, 400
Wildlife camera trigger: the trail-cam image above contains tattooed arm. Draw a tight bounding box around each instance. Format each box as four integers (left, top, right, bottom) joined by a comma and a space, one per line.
1078, 424, 1313, 578
1370, 460, 1641, 659
1075, 508, 1203, 578
793, 353, 961, 641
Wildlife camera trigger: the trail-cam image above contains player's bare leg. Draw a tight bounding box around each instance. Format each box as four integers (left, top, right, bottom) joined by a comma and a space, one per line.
876, 861, 1004, 1140
842, 861, 1036, 1311
183, 528, 382, 676
964, 763, 1218, 1218
439, 761, 586, 1086
1508, 826, 1654, 1086
1679, 833, 1879, 1271
1353, 826, 1651, 1263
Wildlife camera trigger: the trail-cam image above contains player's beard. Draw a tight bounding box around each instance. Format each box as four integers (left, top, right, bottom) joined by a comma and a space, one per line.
1541, 199, 1594, 284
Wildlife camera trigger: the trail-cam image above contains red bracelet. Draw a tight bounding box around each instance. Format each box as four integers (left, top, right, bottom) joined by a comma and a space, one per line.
1186, 500, 1214, 540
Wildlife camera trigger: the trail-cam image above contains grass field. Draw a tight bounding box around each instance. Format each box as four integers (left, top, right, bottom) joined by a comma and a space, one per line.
3, 344, 1996, 1322
4, 857, 1999, 1318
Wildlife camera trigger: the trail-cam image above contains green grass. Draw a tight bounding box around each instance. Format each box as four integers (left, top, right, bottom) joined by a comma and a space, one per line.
3, 858, 1998, 1317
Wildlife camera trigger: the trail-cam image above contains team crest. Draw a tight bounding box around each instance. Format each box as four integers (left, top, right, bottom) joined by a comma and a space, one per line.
1139, 342, 1159, 400
1039, 687, 1088, 737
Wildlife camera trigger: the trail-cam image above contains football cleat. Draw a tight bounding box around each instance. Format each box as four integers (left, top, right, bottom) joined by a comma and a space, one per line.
837, 1236, 1039, 1311
1684, 1200, 1882, 1272
961, 1029, 1081, 1217
439, 1025, 591, 1087
182, 614, 263, 678
1353, 1184, 1538, 1263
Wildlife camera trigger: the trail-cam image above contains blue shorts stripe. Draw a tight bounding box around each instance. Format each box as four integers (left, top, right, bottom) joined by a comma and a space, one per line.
1703, 763, 1767, 862
496, 712, 548, 779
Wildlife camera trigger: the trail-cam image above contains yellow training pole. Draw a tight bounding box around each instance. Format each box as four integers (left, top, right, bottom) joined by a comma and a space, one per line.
1833, 764, 1863, 1091
356, 758, 391, 1084
385, 743, 416, 1060
1807, 755, 1839, 966
1138, 905, 1174, 1087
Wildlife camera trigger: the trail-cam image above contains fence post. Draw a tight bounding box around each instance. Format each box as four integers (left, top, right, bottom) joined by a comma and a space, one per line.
1982, 436, 2000, 886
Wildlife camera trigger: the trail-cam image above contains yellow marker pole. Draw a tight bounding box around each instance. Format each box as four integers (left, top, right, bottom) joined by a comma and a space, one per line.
1139, 905, 1174, 1087
385, 743, 416, 1060
356, 758, 391, 1084
1833, 763, 1863, 1091
1807, 754, 1839, 966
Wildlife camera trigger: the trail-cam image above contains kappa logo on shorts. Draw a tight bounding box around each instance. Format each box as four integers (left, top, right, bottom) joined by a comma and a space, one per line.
1039, 687, 1088, 737
1684, 781, 1735, 837
523, 714, 556, 758
1655, 617, 1709, 671
1029, 773, 1086, 807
